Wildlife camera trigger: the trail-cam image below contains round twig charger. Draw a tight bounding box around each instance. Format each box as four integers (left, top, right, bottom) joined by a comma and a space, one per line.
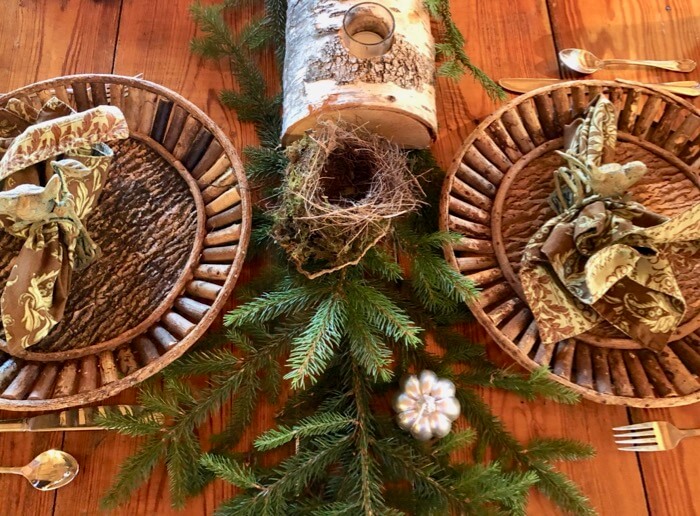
441, 80, 700, 407
0, 75, 251, 410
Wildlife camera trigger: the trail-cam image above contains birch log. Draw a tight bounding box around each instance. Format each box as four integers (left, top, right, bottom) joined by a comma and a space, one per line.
282, 0, 437, 149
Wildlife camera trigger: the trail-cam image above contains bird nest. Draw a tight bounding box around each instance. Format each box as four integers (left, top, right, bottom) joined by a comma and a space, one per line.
272, 122, 422, 278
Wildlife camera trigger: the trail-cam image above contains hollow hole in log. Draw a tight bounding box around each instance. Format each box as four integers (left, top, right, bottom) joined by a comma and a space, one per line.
320, 146, 377, 206
341, 2, 395, 58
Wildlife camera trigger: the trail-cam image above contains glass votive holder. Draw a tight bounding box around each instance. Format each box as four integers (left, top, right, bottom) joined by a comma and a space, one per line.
341, 2, 395, 58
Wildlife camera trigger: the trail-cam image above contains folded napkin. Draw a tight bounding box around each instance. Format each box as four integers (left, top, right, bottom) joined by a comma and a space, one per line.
520, 95, 700, 352
0, 97, 128, 353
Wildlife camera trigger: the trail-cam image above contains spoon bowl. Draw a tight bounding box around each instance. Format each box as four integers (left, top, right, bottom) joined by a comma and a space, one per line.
559, 48, 696, 74
559, 48, 605, 74
0, 450, 79, 491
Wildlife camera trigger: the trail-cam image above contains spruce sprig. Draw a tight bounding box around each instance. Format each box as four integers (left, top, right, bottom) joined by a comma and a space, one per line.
423, 0, 506, 100
98, 334, 286, 509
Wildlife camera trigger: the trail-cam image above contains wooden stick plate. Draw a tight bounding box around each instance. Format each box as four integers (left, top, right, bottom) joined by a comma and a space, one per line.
440, 80, 700, 407
0, 75, 251, 410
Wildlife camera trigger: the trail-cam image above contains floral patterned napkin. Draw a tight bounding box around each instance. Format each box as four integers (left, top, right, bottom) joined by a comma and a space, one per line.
520, 95, 700, 352
0, 97, 128, 353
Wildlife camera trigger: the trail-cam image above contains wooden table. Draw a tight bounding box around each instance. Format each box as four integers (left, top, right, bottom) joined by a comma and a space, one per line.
1, 1, 699, 514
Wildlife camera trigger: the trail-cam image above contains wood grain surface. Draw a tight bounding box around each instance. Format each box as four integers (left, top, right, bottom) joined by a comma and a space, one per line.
0, 0, 698, 514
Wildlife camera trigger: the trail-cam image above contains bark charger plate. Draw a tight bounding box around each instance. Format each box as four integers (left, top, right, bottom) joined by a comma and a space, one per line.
0, 75, 250, 410
441, 80, 700, 407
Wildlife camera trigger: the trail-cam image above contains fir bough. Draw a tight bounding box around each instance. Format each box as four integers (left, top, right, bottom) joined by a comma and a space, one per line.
99, 1, 594, 514
423, 0, 506, 100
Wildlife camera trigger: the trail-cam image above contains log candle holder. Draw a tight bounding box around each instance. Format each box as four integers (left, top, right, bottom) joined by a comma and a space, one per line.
341, 3, 395, 58
282, 0, 437, 149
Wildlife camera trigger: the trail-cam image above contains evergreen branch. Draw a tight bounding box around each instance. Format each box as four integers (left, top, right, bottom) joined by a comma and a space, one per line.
164, 377, 198, 407
432, 428, 476, 457
376, 439, 466, 513
254, 412, 355, 451
423, 0, 506, 100
345, 281, 423, 348
247, 435, 354, 510
100, 436, 167, 509
525, 438, 596, 463
166, 430, 207, 507
525, 367, 581, 404
410, 249, 479, 313
397, 229, 479, 314
190, 1, 281, 145
224, 284, 326, 327
222, 0, 259, 9
137, 384, 182, 417
239, 17, 274, 50
456, 388, 524, 460
345, 310, 394, 382
244, 145, 288, 181
456, 386, 593, 515
211, 374, 261, 447
264, 0, 287, 63
174, 347, 270, 433
348, 360, 385, 513
358, 246, 403, 282
164, 348, 240, 377
200, 453, 261, 490
453, 462, 538, 515
530, 462, 596, 516
94, 410, 163, 437
285, 293, 348, 388
457, 366, 580, 404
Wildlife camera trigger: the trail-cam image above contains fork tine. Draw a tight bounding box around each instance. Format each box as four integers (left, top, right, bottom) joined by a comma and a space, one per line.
617, 445, 662, 452
613, 430, 655, 438
613, 422, 655, 431
615, 438, 658, 445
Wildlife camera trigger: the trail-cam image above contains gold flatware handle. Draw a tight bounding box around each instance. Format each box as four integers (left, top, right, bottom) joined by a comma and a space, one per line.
602, 58, 696, 72
615, 78, 700, 97
660, 81, 700, 87
0, 420, 29, 432
500, 78, 700, 97
657, 85, 700, 97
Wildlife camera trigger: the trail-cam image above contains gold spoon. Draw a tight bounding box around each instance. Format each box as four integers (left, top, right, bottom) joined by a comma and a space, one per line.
0, 450, 79, 491
559, 48, 696, 74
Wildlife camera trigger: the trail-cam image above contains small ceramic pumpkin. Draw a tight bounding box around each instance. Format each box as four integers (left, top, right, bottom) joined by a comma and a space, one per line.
393, 370, 461, 441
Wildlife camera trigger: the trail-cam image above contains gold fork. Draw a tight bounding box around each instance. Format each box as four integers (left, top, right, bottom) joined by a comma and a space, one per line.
614, 422, 700, 452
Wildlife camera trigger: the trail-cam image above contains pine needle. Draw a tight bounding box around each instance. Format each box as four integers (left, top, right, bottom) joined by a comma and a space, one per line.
100, 436, 167, 509
525, 438, 596, 462
254, 413, 355, 451
200, 454, 260, 489
285, 293, 348, 388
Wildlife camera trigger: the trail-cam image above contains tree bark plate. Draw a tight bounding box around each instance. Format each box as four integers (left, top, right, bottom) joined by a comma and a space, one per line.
0, 75, 251, 410
441, 80, 700, 407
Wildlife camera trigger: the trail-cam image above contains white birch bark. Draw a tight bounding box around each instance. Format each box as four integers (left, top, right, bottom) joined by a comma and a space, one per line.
282, 0, 437, 149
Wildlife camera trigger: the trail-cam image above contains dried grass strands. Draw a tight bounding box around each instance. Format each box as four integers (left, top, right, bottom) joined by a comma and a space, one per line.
272, 122, 423, 279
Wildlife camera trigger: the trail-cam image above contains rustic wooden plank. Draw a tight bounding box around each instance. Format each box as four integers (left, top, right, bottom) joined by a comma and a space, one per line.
548, 0, 700, 110
0, 1, 120, 91
630, 406, 700, 516
0, 420, 62, 515
431, 0, 560, 171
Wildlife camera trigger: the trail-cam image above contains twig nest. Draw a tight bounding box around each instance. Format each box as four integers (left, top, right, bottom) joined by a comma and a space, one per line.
394, 370, 461, 441
271, 121, 422, 279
